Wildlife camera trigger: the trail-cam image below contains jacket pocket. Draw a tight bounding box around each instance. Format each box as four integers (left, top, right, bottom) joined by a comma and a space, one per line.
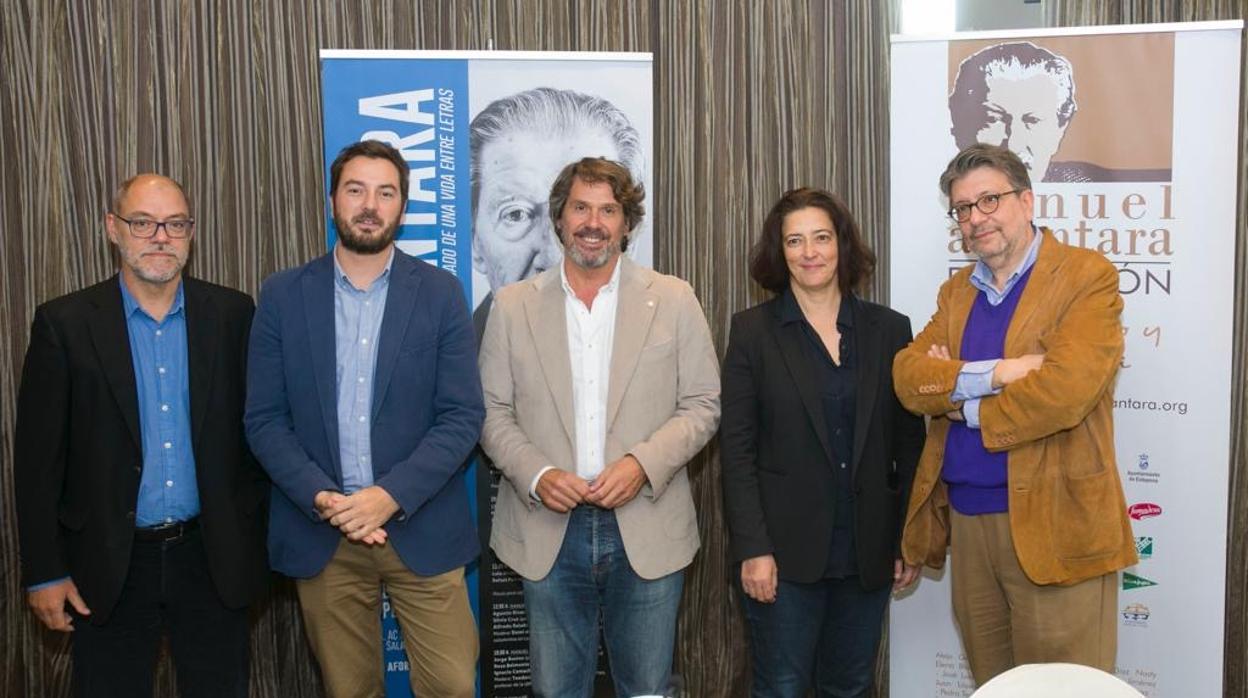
1052, 467, 1123, 561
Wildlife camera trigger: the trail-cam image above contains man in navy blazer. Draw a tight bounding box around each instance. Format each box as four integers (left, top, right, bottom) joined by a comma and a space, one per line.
245, 140, 484, 698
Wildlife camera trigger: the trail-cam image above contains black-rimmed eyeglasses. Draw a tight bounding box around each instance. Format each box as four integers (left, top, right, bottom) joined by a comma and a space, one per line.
114, 214, 195, 238
946, 190, 1023, 223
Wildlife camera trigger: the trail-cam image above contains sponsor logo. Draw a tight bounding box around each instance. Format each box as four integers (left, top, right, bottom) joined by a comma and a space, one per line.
1122, 602, 1151, 626
1128, 502, 1162, 520
1128, 453, 1161, 484
1123, 572, 1158, 590
1135, 536, 1153, 559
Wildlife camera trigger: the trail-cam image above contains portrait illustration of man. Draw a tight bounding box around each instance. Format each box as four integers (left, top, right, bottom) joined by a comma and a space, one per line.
949, 41, 1170, 183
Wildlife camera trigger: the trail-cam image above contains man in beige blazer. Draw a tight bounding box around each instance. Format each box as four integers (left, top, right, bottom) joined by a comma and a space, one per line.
894, 144, 1137, 686
479, 157, 720, 698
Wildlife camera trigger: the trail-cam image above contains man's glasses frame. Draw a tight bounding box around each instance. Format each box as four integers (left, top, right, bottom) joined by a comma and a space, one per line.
946, 189, 1024, 223
113, 214, 196, 238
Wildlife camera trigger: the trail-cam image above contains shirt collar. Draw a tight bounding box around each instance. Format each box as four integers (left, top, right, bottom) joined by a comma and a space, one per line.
970, 224, 1043, 292
334, 245, 395, 292
560, 256, 623, 300
118, 275, 184, 322
779, 286, 855, 329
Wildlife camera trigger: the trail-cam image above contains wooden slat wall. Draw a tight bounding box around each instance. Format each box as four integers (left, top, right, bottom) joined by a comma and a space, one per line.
2, 1, 1243, 696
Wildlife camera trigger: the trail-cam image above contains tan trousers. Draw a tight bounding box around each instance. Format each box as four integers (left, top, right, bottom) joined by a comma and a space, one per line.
296, 538, 478, 698
950, 510, 1118, 686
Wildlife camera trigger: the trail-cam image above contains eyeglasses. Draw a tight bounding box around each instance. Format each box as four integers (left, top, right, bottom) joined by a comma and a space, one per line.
114, 214, 195, 238
946, 190, 1023, 223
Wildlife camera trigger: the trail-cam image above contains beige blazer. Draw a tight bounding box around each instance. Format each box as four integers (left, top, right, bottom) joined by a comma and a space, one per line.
480, 257, 721, 581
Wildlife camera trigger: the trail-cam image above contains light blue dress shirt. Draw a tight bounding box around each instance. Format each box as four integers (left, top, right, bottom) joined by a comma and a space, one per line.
334, 250, 393, 493
28, 280, 199, 592
953, 227, 1043, 427
120, 278, 201, 527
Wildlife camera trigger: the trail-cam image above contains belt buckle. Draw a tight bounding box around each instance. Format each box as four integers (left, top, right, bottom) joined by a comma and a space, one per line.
136, 518, 195, 542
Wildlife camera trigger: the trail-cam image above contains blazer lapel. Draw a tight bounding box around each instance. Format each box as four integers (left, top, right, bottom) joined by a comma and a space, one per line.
86, 278, 142, 450
1005, 231, 1059, 354
302, 255, 342, 478
850, 299, 880, 477
183, 279, 219, 451
525, 273, 577, 446
770, 304, 835, 466
371, 253, 421, 421
605, 261, 657, 428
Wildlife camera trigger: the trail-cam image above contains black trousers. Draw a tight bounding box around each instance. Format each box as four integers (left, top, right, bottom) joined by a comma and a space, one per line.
71, 528, 249, 698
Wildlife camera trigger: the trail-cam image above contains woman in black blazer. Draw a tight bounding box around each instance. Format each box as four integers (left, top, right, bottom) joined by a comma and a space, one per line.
721, 188, 926, 697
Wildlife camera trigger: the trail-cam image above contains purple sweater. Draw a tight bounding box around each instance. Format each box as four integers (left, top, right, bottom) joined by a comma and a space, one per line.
943, 268, 1034, 515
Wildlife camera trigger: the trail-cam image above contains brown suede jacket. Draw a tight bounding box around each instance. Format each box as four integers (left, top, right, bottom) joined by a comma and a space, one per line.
894, 229, 1138, 585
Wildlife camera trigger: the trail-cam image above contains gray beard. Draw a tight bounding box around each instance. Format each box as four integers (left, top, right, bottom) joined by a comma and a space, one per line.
564, 229, 625, 270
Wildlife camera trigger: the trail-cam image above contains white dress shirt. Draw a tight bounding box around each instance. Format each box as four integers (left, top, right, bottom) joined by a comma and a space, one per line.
529, 260, 622, 497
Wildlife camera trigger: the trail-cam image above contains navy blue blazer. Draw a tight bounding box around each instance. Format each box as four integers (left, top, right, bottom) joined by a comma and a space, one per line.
245, 249, 484, 578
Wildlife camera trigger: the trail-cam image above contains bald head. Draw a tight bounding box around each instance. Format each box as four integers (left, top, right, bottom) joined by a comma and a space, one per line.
106, 173, 195, 288
112, 174, 191, 215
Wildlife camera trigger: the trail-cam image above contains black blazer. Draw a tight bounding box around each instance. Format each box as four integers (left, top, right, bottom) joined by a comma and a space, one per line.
720, 294, 925, 589
14, 276, 269, 623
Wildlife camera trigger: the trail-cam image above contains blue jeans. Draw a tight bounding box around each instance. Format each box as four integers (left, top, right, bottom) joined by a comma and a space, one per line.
523, 506, 684, 698
742, 576, 891, 698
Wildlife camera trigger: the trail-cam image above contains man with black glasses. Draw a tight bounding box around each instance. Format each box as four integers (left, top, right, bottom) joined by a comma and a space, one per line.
893, 144, 1137, 686
15, 173, 268, 697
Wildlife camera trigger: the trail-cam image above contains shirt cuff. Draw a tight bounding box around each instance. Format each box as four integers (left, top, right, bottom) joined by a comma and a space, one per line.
964, 398, 983, 429
529, 466, 556, 502
27, 577, 70, 592
952, 360, 1001, 401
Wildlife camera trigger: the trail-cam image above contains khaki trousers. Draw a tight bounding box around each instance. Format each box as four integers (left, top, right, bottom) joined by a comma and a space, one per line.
950, 510, 1118, 686
296, 538, 478, 698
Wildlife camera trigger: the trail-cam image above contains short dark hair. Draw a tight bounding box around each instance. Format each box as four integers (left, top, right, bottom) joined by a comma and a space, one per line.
548, 157, 645, 251
949, 41, 1077, 149
329, 140, 409, 203
939, 143, 1033, 198
749, 188, 876, 295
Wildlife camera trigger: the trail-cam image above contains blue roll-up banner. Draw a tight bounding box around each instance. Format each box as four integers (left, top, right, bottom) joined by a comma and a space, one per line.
321, 50, 653, 697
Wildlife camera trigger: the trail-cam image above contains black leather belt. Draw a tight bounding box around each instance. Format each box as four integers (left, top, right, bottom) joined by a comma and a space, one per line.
134, 517, 199, 543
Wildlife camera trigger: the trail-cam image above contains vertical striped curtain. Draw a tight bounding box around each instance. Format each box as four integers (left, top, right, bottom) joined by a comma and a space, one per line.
1043, 5, 1248, 696
0, 1, 899, 696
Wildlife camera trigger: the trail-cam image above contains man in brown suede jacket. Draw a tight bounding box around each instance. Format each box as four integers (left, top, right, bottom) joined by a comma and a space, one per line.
893, 143, 1137, 686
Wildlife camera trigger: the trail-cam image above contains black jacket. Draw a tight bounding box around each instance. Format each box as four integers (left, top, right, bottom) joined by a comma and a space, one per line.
15, 276, 269, 622
720, 294, 925, 589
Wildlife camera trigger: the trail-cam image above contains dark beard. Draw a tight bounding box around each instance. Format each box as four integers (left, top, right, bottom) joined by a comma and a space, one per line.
335, 212, 399, 254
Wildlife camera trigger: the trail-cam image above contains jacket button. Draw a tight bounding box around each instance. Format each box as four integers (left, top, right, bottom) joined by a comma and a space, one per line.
126, 511, 135, 521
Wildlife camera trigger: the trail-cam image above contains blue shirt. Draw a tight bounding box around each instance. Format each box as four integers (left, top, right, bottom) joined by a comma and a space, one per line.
953, 227, 1044, 427
334, 249, 393, 493
120, 278, 200, 527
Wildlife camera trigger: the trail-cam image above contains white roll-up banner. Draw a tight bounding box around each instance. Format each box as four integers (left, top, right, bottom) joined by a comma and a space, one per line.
888, 21, 1242, 698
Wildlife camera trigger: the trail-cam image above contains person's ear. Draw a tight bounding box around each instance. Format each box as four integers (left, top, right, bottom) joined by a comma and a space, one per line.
471, 230, 487, 272
105, 213, 120, 245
